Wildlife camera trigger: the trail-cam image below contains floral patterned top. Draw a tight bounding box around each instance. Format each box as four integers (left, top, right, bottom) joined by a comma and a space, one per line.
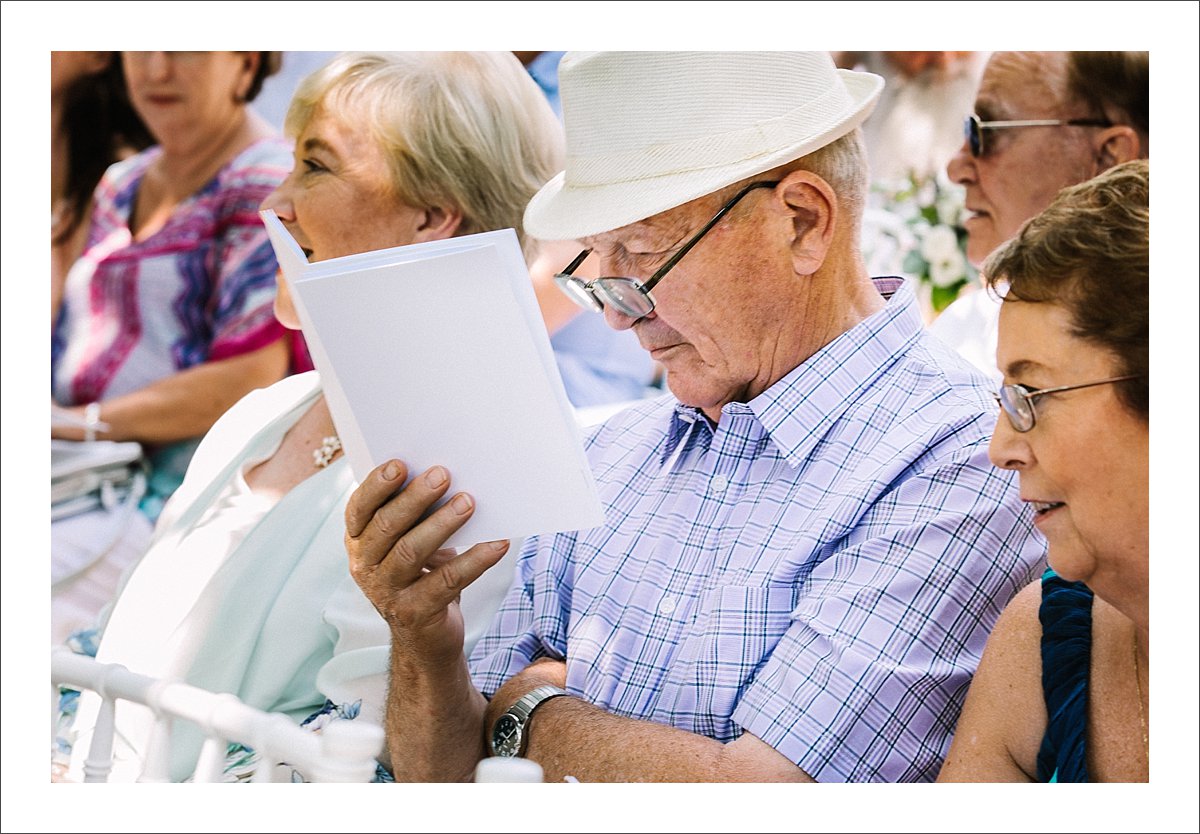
51, 137, 293, 512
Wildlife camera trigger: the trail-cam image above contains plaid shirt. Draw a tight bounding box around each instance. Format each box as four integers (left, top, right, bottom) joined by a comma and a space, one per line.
470, 279, 1045, 782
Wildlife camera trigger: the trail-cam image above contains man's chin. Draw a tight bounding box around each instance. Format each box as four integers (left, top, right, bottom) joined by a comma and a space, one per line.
663, 379, 731, 417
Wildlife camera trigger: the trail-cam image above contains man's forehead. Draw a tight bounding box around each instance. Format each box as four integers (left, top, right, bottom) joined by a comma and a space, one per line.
977, 52, 1069, 115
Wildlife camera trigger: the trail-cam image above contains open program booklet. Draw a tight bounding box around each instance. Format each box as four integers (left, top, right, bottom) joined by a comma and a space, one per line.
261, 210, 603, 548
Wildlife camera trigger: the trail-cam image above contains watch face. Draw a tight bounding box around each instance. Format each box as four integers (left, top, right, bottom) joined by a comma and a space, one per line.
492, 713, 522, 757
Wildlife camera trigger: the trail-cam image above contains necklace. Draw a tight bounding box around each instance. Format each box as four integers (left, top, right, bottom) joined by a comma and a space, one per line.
1133, 630, 1149, 763
312, 435, 342, 469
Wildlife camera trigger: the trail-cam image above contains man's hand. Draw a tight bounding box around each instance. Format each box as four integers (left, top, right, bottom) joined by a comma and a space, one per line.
345, 459, 510, 666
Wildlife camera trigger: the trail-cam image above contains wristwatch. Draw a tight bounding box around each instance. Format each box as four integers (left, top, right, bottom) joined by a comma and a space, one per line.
489, 684, 569, 758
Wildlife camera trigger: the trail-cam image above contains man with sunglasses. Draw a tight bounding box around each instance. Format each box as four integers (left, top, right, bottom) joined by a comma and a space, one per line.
345, 52, 1045, 783
933, 52, 1148, 377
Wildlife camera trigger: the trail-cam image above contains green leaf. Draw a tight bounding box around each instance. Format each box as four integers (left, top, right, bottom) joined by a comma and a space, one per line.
931, 281, 968, 313
902, 250, 926, 277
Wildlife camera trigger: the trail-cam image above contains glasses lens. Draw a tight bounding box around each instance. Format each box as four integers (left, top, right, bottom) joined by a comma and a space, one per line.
594, 278, 654, 318
965, 116, 983, 157
554, 274, 603, 312
998, 385, 1035, 432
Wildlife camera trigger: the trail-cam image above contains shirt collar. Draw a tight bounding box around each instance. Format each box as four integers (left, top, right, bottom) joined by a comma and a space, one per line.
752, 277, 922, 467
660, 277, 921, 467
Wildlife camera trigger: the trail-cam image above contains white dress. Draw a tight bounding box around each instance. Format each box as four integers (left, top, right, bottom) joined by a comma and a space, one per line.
927, 285, 1003, 384
61, 371, 517, 781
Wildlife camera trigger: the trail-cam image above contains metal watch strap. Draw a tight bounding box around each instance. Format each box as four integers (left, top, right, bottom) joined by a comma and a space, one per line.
491, 684, 568, 757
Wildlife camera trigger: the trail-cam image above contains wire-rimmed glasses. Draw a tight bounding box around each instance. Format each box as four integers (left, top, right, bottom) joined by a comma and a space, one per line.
553, 180, 780, 319
995, 375, 1142, 432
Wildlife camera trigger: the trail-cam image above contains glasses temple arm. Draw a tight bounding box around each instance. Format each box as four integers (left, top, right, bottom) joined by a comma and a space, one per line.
641, 181, 778, 294
1028, 374, 1143, 400
559, 248, 594, 278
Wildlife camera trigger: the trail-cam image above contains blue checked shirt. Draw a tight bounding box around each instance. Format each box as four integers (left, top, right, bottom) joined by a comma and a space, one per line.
469, 278, 1046, 782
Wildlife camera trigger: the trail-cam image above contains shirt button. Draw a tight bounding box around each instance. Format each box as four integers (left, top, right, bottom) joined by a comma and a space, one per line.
711, 474, 729, 493
658, 596, 677, 615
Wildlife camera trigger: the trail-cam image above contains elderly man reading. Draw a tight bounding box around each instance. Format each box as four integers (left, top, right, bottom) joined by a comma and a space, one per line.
346, 51, 1045, 783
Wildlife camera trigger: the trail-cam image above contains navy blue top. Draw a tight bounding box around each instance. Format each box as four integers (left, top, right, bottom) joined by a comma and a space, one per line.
1036, 568, 1094, 782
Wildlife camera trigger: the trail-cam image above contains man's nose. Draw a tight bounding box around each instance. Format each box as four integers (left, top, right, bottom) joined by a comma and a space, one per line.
602, 302, 645, 332
946, 140, 976, 186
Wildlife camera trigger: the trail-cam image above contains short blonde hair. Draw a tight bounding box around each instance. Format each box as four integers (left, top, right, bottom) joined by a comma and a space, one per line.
286, 52, 565, 260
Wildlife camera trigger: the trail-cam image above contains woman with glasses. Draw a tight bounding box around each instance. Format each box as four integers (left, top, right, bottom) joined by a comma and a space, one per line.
938, 159, 1148, 782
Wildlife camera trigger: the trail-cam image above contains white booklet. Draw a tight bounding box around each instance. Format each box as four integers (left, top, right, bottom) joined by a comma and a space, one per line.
261, 210, 603, 548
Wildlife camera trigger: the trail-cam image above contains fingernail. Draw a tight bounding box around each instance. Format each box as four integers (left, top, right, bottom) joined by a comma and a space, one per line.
426, 466, 448, 488
488, 539, 508, 551
451, 493, 472, 514
383, 461, 401, 481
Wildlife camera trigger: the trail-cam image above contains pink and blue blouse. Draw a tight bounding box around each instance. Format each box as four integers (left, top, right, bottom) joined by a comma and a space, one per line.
52, 138, 293, 513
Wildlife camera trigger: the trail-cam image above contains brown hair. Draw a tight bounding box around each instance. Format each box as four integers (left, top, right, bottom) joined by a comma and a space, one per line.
984, 159, 1148, 419
245, 51, 282, 102
54, 54, 153, 245
1066, 52, 1149, 152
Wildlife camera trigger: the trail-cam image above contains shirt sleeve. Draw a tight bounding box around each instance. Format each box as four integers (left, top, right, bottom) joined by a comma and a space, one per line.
732, 436, 1045, 783
468, 534, 574, 698
315, 573, 393, 728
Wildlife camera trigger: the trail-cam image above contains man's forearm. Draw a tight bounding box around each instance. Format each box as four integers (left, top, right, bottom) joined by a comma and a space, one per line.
521, 695, 812, 783
484, 661, 810, 783
384, 646, 489, 782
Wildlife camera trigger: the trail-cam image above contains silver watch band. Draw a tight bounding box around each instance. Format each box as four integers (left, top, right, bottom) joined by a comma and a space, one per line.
491, 684, 568, 757
511, 684, 568, 721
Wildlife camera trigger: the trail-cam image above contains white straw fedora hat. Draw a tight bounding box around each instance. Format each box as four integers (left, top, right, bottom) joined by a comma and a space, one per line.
524, 51, 884, 242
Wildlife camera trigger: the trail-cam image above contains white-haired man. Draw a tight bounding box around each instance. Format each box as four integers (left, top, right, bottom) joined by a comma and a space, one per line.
346, 51, 1045, 782
932, 50, 1148, 378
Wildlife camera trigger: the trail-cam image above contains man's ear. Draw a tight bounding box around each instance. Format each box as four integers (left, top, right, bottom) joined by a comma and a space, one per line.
413, 204, 464, 243
1094, 125, 1141, 171
777, 170, 837, 276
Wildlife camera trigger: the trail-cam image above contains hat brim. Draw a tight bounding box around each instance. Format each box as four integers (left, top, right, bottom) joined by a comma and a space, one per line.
525, 69, 883, 242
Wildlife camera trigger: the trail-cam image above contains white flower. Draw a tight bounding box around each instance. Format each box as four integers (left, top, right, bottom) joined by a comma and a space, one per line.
915, 178, 937, 207
936, 186, 966, 227
930, 247, 968, 287
920, 225, 959, 262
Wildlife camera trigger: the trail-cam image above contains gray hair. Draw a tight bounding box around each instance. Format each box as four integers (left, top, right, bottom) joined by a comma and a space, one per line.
720, 129, 869, 241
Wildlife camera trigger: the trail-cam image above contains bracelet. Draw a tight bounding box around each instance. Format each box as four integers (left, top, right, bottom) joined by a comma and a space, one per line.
84, 402, 102, 443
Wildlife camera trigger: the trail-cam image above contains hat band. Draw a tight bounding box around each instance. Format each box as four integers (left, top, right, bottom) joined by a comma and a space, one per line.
564, 85, 854, 188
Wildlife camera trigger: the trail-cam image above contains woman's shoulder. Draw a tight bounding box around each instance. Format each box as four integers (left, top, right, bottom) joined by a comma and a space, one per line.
993, 578, 1046, 650
204, 136, 292, 225
220, 371, 323, 429
160, 372, 322, 513
220, 136, 293, 185
92, 146, 162, 217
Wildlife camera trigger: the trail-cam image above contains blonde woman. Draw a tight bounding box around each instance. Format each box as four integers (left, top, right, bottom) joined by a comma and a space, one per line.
57, 51, 564, 783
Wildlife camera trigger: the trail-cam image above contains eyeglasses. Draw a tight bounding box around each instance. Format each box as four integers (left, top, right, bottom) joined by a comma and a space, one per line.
553, 180, 780, 319
963, 114, 1113, 158
994, 374, 1141, 432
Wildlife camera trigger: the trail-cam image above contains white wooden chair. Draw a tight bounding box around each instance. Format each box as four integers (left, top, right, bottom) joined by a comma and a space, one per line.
52, 647, 384, 782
